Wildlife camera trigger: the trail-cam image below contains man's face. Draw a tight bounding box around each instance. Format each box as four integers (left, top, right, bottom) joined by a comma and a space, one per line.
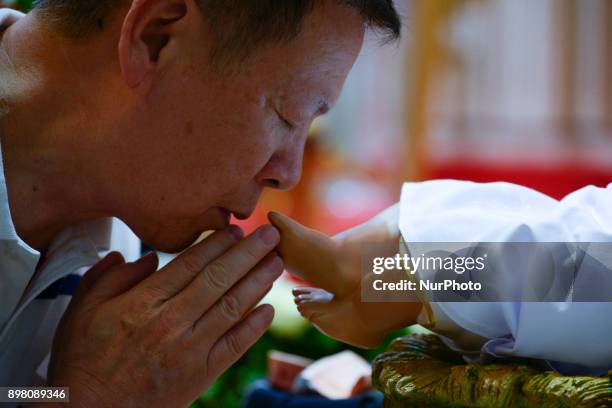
110, 2, 365, 252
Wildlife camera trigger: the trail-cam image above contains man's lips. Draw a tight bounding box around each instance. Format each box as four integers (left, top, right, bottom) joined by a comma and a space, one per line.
193, 207, 255, 235
208, 208, 231, 229
231, 211, 252, 221
222, 205, 256, 221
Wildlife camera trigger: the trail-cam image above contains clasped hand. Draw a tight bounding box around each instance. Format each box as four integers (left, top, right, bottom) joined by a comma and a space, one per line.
48, 225, 282, 408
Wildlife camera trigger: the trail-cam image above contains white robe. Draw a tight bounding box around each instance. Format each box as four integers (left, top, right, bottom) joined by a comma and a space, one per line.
397, 180, 612, 374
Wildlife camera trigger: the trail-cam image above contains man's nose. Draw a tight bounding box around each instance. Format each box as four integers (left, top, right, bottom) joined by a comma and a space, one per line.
257, 144, 305, 191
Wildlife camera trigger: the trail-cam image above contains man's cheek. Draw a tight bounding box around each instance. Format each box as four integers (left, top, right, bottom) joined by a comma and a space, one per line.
234, 144, 275, 176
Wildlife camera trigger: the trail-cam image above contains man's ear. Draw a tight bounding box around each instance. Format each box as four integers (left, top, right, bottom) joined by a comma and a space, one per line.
118, 0, 189, 90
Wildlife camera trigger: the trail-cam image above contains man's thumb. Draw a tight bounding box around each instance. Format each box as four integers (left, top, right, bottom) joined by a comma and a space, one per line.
71, 252, 125, 305
90, 252, 159, 301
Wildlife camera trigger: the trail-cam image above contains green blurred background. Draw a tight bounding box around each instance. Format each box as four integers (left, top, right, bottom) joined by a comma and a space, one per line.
8, 0, 31, 11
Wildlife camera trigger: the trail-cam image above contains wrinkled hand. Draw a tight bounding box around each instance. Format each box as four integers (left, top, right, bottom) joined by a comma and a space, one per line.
48, 225, 283, 408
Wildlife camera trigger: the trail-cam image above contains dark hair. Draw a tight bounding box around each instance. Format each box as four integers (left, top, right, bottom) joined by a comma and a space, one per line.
33, 0, 401, 65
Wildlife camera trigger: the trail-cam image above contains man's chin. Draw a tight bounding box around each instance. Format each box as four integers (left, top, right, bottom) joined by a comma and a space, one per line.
146, 226, 233, 253
141, 208, 232, 253
146, 233, 201, 254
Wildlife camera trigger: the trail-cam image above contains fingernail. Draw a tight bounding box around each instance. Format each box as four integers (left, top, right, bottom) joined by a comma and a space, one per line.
228, 225, 243, 240
260, 259, 282, 283
104, 251, 125, 265
254, 304, 275, 326
136, 252, 157, 264
268, 212, 282, 225
271, 256, 284, 271
259, 226, 279, 246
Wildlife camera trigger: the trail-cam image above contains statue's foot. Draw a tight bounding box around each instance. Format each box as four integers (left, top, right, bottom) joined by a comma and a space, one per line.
293, 287, 334, 320
291, 286, 383, 348
269, 212, 357, 296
